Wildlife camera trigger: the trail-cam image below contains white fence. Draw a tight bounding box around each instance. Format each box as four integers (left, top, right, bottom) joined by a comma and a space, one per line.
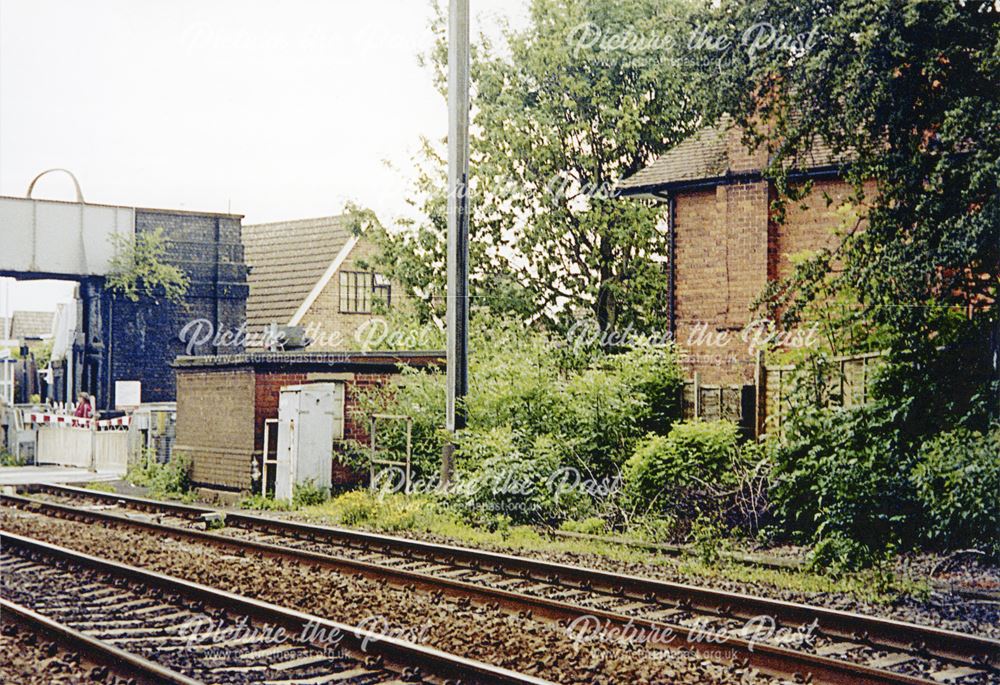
34, 424, 128, 474
0, 359, 13, 405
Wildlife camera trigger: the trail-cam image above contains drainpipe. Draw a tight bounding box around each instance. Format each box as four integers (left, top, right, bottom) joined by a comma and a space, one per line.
667, 193, 676, 338
654, 191, 677, 338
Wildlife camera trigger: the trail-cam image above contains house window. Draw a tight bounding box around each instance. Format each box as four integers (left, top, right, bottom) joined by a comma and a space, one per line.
339, 271, 391, 313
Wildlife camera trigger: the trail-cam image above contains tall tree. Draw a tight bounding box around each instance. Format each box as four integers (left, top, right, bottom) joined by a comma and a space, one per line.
374, 0, 699, 335
691, 0, 999, 425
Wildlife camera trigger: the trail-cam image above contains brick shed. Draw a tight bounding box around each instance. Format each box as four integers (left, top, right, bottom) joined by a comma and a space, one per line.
173, 351, 443, 494
618, 116, 860, 384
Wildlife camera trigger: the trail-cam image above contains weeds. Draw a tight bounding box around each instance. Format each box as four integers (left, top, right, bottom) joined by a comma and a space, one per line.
82, 481, 116, 493
125, 451, 192, 498
0, 450, 26, 467
239, 494, 291, 511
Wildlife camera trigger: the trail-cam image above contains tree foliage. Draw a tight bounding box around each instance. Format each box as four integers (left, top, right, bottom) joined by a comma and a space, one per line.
373, 0, 701, 334
106, 227, 189, 304
350, 314, 685, 524
690, 0, 999, 426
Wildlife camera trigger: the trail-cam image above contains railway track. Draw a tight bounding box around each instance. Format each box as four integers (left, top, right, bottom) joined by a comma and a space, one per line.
544, 529, 1000, 603
0, 529, 551, 685
8, 483, 1000, 685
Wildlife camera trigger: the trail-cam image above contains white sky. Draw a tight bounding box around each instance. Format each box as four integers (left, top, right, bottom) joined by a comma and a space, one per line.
0, 0, 530, 312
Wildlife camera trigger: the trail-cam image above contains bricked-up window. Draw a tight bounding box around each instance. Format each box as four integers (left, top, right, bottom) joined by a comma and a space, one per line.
339, 271, 391, 313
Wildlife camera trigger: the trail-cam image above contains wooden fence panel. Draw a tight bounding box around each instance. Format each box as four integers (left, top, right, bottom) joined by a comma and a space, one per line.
761, 351, 885, 437
682, 375, 755, 437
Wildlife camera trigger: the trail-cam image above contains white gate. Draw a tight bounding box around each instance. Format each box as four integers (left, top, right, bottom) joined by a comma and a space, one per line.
36, 425, 128, 474
0, 358, 14, 405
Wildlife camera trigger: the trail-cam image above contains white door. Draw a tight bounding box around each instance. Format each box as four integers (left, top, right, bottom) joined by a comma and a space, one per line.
274, 388, 298, 501
274, 383, 343, 501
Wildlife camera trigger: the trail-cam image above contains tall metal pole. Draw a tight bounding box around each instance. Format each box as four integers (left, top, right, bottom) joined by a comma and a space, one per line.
442, 0, 470, 484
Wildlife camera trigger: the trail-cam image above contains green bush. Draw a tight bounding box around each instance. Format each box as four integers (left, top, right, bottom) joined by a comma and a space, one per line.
292, 479, 329, 507
770, 403, 920, 564
611, 344, 684, 435
351, 315, 685, 525
450, 427, 576, 526
687, 513, 729, 566
911, 426, 1000, 556
239, 494, 291, 511
808, 532, 890, 576
0, 449, 26, 467
622, 420, 741, 516
557, 368, 647, 479
335, 490, 378, 526
559, 516, 607, 535
126, 452, 192, 498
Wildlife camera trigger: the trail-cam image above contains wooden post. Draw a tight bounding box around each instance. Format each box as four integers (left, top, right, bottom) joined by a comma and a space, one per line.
693, 372, 701, 420
369, 416, 376, 491
754, 349, 765, 439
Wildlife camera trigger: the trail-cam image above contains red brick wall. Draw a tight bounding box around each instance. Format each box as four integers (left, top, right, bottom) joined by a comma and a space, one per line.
251, 370, 396, 487
726, 124, 769, 174
342, 373, 391, 444
253, 372, 307, 456
771, 178, 857, 281
671, 174, 857, 384
177, 356, 440, 492
673, 181, 769, 384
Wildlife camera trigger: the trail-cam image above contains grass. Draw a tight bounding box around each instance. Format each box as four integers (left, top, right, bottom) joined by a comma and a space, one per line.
676, 557, 930, 603
284, 490, 657, 563
278, 489, 928, 603
81, 481, 116, 493
89, 480, 926, 604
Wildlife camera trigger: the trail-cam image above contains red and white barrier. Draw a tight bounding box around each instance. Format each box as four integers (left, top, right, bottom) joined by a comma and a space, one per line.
26, 413, 130, 431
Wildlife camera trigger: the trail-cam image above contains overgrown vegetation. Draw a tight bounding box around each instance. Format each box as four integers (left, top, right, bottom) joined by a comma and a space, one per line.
242, 0, 996, 583
623, 420, 741, 519
348, 313, 685, 527
767, 357, 1000, 567
125, 452, 193, 499
688, 0, 1000, 567
911, 426, 1000, 556
106, 227, 190, 304
264, 488, 919, 603
0, 449, 26, 467
82, 481, 116, 493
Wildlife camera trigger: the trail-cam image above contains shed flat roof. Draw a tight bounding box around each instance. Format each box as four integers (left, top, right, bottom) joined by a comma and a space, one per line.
173, 350, 445, 370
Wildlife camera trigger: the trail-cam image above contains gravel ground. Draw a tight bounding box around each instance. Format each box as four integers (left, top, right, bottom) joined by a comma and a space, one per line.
1, 507, 779, 685
902, 551, 1000, 595
0, 623, 112, 685
285, 521, 1000, 640
26, 486, 1000, 640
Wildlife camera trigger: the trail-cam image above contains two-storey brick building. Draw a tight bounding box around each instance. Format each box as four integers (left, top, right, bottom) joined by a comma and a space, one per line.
618, 116, 853, 384
242, 216, 401, 350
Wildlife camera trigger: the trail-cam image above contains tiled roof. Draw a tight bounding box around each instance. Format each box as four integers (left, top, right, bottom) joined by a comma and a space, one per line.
618, 115, 846, 194
10, 310, 54, 339
242, 216, 355, 330
618, 119, 731, 193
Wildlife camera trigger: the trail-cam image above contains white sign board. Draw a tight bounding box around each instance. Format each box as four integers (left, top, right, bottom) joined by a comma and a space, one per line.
115, 381, 142, 410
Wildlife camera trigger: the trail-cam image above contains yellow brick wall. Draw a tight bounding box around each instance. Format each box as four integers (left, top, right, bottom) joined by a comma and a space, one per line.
298, 238, 410, 351
175, 368, 256, 490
